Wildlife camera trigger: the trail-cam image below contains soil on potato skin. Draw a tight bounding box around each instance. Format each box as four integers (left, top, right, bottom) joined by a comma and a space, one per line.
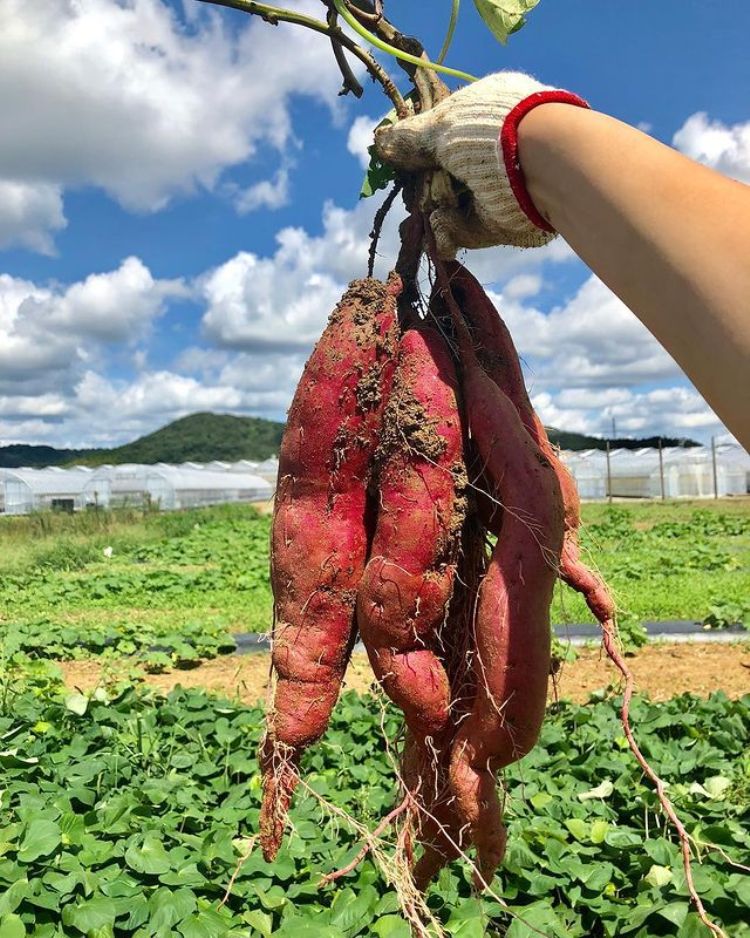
59, 642, 750, 705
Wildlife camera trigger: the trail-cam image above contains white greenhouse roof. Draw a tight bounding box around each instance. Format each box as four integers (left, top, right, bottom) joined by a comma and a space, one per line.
0, 467, 103, 495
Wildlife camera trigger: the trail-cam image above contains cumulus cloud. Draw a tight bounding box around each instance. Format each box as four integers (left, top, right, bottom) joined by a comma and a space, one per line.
532, 386, 722, 439
347, 115, 380, 169
0, 202, 729, 448
492, 274, 680, 393
200, 194, 404, 352
0, 0, 347, 250
0, 259, 184, 395
673, 113, 750, 183
231, 166, 292, 214
0, 181, 66, 254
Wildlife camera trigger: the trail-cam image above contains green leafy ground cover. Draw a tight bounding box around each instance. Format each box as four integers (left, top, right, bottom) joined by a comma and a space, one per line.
0, 660, 747, 937
0, 500, 748, 667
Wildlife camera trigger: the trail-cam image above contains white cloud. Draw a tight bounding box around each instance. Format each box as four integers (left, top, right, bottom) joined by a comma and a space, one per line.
0, 203, 730, 449
347, 115, 380, 169
232, 166, 292, 214
502, 273, 542, 300
0, 259, 184, 394
200, 193, 404, 352
491, 274, 680, 393
0, 181, 66, 254
673, 113, 750, 184
532, 385, 722, 440
0, 0, 347, 251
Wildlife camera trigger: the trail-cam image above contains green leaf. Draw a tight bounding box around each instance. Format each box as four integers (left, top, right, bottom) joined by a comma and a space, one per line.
0, 879, 29, 916
18, 819, 61, 863
372, 915, 411, 937
0, 913, 26, 938
657, 902, 690, 927
61, 896, 117, 934
590, 820, 609, 844
677, 912, 713, 938
360, 146, 396, 200
330, 885, 378, 932
564, 818, 589, 842
124, 833, 172, 875
148, 887, 197, 930
702, 775, 731, 799
360, 109, 397, 199
244, 909, 273, 937
65, 693, 90, 716
472, 0, 541, 45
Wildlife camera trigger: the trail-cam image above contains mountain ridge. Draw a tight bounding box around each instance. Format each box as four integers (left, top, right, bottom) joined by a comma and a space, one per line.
0, 412, 699, 469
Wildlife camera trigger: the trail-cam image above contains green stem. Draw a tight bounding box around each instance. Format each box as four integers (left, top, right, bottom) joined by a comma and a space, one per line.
194, 0, 407, 115
437, 0, 460, 65
332, 0, 477, 83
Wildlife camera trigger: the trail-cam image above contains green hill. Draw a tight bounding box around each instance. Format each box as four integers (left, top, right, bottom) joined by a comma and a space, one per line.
546, 429, 699, 451
0, 413, 698, 470
91, 413, 285, 466
0, 413, 285, 469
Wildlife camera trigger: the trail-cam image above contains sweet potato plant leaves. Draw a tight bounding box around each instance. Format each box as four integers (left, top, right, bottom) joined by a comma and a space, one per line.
473, 0, 541, 44
0, 658, 747, 937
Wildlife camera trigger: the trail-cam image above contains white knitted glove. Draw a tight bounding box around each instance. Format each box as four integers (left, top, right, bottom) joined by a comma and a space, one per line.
375, 71, 588, 258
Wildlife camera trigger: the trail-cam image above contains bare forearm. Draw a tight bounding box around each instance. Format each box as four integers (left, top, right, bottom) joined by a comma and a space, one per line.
519, 104, 750, 447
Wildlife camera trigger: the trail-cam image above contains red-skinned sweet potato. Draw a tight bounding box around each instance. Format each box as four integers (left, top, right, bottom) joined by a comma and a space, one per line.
433, 261, 564, 886
445, 262, 616, 640
260, 275, 401, 861
357, 326, 465, 741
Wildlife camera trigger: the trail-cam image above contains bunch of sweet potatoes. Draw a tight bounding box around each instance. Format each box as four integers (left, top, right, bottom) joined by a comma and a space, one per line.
259, 259, 614, 888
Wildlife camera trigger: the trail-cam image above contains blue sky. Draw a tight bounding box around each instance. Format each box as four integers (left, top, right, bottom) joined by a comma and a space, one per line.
0, 0, 748, 448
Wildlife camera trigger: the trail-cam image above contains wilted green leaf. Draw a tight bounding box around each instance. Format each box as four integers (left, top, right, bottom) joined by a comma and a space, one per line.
473, 0, 541, 45
644, 864, 673, 888
578, 779, 614, 801
702, 775, 731, 799
64, 693, 89, 716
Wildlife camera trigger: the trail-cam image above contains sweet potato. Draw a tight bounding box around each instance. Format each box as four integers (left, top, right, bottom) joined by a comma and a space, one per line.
357, 326, 465, 742
434, 264, 564, 886
445, 262, 616, 636
259, 275, 401, 861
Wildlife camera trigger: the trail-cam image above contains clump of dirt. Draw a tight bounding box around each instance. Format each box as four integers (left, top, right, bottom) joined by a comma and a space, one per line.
378, 379, 446, 464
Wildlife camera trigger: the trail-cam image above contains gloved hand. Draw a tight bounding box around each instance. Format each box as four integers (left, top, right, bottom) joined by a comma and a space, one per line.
375, 71, 588, 258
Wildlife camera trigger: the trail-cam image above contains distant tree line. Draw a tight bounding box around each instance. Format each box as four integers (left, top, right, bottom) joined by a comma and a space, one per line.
0, 413, 698, 469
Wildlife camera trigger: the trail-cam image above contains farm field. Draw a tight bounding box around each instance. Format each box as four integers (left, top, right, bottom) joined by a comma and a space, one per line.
0, 499, 748, 669
0, 499, 748, 936
0, 664, 747, 937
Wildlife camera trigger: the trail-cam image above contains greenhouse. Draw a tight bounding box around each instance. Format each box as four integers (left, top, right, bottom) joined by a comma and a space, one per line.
256, 457, 280, 484
91, 464, 272, 510
0, 467, 111, 515
558, 444, 748, 500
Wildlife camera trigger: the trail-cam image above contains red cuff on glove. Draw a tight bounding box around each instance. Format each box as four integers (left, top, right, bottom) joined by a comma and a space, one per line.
500, 90, 590, 233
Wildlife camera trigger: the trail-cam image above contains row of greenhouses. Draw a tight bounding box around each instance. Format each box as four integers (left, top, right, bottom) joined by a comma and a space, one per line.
559, 443, 749, 500
0, 446, 746, 514
0, 462, 275, 515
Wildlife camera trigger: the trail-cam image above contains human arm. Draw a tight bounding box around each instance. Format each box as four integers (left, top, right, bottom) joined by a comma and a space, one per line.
375, 75, 750, 448
519, 104, 750, 448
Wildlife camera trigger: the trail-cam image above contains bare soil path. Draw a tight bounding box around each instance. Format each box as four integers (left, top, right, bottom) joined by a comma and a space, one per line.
59, 641, 749, 705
